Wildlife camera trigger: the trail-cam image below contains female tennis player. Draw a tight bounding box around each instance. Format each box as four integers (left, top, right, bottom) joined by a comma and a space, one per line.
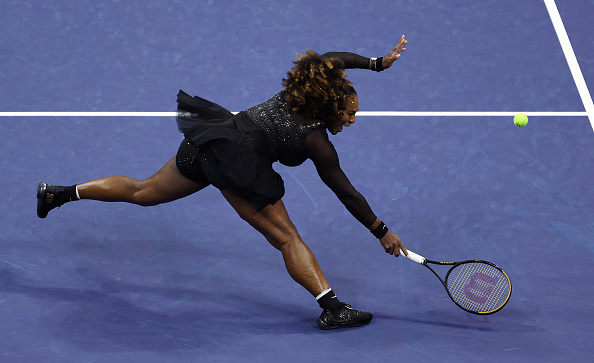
37, 35, 409, 330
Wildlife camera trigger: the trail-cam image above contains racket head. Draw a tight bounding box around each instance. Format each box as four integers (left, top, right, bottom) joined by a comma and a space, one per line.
444, 260, 512, 315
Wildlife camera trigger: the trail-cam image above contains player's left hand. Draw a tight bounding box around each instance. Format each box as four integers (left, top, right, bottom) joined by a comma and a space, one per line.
382, 35, 407, 69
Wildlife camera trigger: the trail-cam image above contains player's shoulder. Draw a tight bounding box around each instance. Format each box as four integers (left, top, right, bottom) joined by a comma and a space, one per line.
305, 127, 331, 146
305, 128, 339, 163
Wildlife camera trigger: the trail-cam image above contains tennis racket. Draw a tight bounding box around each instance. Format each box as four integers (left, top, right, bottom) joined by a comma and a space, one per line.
402, 250, 512, 315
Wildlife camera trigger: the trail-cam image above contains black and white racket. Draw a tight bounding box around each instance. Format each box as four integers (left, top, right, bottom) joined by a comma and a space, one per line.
402, 250, 512, 315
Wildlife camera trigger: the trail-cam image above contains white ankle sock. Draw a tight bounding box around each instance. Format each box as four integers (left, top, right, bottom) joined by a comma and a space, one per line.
315, 288, 333, 301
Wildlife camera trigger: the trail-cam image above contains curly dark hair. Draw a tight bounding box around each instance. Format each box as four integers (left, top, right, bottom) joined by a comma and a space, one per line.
282, 50, 356, 125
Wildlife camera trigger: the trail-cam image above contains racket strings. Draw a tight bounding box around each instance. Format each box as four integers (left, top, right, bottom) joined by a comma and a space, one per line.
446, 262, 511, 314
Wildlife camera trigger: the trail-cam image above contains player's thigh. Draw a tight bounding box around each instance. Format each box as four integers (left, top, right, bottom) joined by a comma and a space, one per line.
221, 191, 299, 246
140, 157, 207, 204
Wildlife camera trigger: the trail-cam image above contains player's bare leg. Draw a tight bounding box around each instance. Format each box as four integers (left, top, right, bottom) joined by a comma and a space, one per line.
37, 157, 206, 217
221, 190, 373, 329
222, 191, 329, 296
76, 157, 205, 205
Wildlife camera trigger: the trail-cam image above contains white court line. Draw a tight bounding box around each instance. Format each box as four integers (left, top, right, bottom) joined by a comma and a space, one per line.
355, 111, 587, 117
0, 112, 179, 117
544, 0, 594, 132
0, 111, 588, 117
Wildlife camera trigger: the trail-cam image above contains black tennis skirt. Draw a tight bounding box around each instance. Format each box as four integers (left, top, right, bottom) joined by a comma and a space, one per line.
175, 90, 284, 211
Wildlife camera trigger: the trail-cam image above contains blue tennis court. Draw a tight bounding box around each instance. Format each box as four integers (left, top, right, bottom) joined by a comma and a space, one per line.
1, 0, 592, 361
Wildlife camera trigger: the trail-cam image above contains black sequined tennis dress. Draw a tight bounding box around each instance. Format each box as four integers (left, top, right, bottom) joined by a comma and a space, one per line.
174, 51, 378, 227
175, 90, 325, 211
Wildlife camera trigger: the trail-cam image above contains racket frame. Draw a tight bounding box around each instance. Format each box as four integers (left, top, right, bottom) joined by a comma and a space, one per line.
404, 250, 512, 315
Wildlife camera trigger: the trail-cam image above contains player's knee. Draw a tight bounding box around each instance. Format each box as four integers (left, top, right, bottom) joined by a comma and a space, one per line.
270, 230, 302, 251
131, 180, 161, 206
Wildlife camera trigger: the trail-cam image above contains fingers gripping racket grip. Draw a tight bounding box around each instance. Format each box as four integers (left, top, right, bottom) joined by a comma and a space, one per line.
402, 250, 425, 264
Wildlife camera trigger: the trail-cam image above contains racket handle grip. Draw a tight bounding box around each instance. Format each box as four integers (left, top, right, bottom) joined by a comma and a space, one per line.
402, 250, 425, 264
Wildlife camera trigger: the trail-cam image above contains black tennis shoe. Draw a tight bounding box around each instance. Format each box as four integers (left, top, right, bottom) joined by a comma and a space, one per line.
316, 303, 373, 330
37, 182, 71, 218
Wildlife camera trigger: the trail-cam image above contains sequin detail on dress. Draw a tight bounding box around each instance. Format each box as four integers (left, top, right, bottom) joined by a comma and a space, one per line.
244, 92, 326, 166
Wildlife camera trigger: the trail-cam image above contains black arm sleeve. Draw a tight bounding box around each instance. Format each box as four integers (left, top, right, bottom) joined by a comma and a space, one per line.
304, 129, 377, 228
321, 52, 370, 70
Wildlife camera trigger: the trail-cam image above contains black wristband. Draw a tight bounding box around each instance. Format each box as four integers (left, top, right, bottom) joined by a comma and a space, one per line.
371, 57, 384, 72
371, 221, 388, 239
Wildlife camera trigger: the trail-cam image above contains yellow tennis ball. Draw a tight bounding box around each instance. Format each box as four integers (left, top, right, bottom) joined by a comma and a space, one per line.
514, 113, 528, 127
